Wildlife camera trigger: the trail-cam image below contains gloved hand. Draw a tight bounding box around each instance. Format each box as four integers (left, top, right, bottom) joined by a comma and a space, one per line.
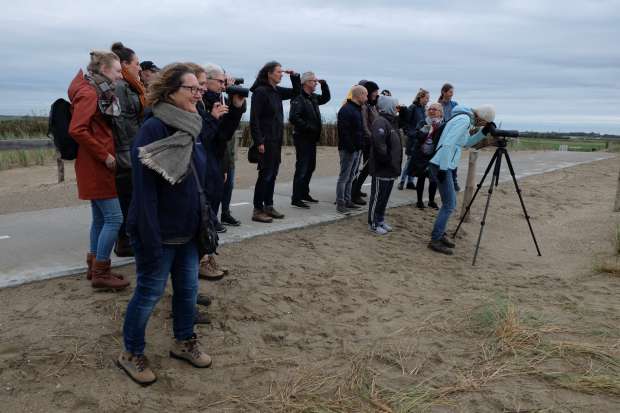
482, 122, 497, 136
437, 169, 447, 183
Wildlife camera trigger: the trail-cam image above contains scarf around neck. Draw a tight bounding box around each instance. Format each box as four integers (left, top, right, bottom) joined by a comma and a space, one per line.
138, 102, 203, 185
121, 66, 146, 117
85, 72, 120, 117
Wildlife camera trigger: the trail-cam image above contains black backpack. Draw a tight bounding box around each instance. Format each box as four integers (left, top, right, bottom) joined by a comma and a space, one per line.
429, 113, 468, 156
48, 98, 79, 160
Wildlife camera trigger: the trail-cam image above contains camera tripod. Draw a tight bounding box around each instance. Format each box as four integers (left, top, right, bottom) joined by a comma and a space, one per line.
453, 139, 542, 265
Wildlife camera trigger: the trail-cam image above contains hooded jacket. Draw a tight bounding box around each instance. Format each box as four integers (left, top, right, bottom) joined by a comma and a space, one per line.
250, 73, 301, 145
67, 70, 117, 200
430, 105, 487, 171
369, 113, 403, 179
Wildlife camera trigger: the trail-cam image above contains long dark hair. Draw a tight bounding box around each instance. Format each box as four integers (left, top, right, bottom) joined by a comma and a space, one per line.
250, 60, 281, 91
111, 42, 135, 65
438, 83, 453, 103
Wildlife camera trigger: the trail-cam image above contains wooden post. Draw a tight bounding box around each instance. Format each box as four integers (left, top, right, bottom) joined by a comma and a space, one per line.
56, 152, 64, 183
460, 150, 479, 222
614, 167, 620, 212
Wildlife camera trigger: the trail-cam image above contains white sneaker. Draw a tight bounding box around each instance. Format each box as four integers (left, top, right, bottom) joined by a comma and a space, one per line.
379, 222, 393, 232
369, 225, 388, 235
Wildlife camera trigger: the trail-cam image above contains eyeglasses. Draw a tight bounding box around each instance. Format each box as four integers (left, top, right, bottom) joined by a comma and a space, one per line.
180, 85, 204, 95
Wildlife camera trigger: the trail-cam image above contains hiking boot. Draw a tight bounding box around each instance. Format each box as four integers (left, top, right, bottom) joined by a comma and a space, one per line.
302, 195, 319, 203
196, 294, 212, 307
336, 203, 350, 214
170, 334, 212, 368
114, 235, 134, 257
194, 309, 211, 325
265, 206, 285, 219
369, 225, 388, 235
397, 181, 404, 190
352, 196, 366, 206
117, 351, 156, 386
86, 252, 95, 280
406, 182, 416, 190
214, 221, 227, 234
428, 201, 439, 209
440, 234, 456, 248
346, 202, 361, 210
252, 208, 273, 223
221, 212, 241, 226
416, 201, 426, 209
91, 259, 130, 290
428, 239, 454, 255
291, 199, 310, 209
199, 256, 225, 281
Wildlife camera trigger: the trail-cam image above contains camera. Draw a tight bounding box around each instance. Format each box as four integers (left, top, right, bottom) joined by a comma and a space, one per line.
225, 78, 249, 98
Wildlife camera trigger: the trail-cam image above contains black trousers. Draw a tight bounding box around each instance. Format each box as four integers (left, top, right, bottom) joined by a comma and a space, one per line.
351, 145, 370, 198
292, 139, 317, 201
253, 142, 281, 210
416, 173, 437, 204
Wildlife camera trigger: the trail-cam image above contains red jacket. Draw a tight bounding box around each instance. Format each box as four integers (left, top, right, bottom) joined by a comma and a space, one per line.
68, 70, 117, 200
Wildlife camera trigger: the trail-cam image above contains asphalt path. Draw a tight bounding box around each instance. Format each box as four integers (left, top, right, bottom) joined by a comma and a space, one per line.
0, 150, 614, 288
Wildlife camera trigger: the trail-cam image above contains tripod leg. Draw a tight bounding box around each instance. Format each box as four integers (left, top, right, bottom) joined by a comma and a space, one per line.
472, 155, 502, 265
453, 149, 499, 238
502, 151, 542, 256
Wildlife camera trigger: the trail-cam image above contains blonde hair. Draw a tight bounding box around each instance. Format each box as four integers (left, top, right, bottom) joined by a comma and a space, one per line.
87, 50, 119, 75
146, 63, 195, 107
184, 62, 206, 78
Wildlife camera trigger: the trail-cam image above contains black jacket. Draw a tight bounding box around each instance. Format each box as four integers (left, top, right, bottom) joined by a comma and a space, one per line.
250, 74, 301, 145
337, 100, 364, 153
112, 79, 143, 170
289, 80, 330, 142
369, 113, 403, 179
202, 91, 246, 172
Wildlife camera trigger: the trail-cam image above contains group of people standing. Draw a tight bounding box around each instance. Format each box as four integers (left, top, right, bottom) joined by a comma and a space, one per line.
66, 43, 497, 385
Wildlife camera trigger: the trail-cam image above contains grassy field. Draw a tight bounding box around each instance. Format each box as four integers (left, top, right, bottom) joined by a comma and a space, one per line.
508, 137, 612, 152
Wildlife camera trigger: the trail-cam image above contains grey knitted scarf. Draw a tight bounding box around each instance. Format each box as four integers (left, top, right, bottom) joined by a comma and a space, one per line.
138, 102, 203, 185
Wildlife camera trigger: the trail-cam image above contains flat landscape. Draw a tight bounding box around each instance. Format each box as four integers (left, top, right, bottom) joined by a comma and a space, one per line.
0, 156, 618, 412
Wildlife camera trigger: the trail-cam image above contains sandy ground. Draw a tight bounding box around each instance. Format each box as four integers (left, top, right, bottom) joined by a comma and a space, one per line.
0, 158, 619, 412
0, 147, 341, 215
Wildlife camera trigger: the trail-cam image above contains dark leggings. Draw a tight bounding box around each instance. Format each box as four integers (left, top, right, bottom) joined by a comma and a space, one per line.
416, 173, 437, 204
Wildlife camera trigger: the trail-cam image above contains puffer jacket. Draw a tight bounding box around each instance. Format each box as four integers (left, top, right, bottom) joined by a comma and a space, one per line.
369, 113, 402, 178
430, 105, 487, 171
112, 79, 143, 170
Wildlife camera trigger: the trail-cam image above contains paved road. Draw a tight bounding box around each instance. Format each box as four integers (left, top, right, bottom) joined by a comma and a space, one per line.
0, 151, 614, 288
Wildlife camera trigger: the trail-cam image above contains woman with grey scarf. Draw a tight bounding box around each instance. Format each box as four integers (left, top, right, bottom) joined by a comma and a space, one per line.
118, 63, 212, 386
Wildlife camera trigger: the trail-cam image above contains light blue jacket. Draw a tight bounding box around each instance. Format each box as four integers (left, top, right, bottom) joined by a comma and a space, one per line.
430, 105, 486, 170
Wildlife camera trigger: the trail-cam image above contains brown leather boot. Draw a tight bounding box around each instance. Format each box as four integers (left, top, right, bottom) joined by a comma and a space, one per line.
86, 252, 95, 280
252, 208, 273, 223
265, 206, 285, 219
91, 259, 130, 290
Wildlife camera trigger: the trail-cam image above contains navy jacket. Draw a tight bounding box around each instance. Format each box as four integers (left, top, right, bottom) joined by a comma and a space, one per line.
337, 100, 364, 153
196, 103, 224, 207
127, 114, 209, 262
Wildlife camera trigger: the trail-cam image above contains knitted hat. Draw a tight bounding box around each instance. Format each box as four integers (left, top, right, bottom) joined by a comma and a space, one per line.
473, 105, 496, 123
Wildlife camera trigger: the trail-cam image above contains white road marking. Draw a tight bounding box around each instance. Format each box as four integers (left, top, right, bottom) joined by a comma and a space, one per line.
0, 236, 10, 240
230, 202, 250, 207
362, 183, 371, 187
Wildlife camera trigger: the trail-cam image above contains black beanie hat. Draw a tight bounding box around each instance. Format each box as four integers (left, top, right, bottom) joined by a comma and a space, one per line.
363, 81, 379, 95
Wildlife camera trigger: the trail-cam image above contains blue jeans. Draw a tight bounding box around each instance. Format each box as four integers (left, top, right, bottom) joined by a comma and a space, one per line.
336, 150, 361, 204
220, 166, 235, 216
89, 198, 122, 261
429, 165, 456, 240
123, 241, 199, 355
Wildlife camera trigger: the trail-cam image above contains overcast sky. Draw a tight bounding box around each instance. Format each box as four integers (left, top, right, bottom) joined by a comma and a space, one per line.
1, 0, 618, 133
